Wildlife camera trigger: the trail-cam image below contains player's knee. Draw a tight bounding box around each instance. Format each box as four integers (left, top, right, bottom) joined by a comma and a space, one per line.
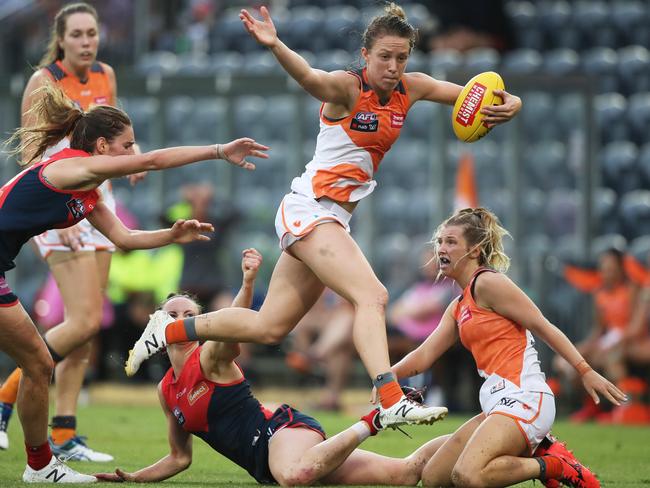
24, 350, 54, 381
450, 466, 481, 488
276, 466, 319, 487
352, 282, 389, 310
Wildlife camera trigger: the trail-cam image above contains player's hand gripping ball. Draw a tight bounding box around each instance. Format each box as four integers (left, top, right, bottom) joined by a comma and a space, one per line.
452, 71, 504, 143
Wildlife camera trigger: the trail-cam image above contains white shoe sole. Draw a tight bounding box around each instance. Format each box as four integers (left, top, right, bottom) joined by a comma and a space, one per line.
382, 406, 448, 428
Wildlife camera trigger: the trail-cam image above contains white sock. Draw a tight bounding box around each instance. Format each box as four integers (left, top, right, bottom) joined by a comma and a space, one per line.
350, 421, 371, 443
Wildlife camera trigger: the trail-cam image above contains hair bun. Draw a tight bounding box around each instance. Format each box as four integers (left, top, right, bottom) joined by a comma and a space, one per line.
385, 2, 407, 21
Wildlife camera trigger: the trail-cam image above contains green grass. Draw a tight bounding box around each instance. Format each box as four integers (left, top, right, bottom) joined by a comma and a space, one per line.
1, 405, 648, 486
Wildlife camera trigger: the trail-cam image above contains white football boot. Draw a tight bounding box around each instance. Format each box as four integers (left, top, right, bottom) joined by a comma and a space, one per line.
0, 430, 8, 450
124, 310, 173, 376
23, 456, 97, 483
50, 436, 113, 462
379, 395, 448, 428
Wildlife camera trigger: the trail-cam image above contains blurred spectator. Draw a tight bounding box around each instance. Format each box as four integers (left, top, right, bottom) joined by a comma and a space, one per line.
164, 183, 240, 305
421, 0, 514, 53
285, 290, 355, 412
387, 248, 460, 407
553, 248, 638, 421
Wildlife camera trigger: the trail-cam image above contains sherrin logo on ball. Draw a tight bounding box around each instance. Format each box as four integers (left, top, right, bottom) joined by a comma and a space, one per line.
452, 71, 505, 143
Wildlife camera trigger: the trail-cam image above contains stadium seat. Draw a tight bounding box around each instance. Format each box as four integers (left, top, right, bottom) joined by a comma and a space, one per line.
572, 1, 614, 49
500, 48, 542, 75
555, 92, 586, 136
400, 102, 436, 140
519, 92, 559, 142
323, 6, 361, 51
617, 46, 650, 96
610, 1, 648, 46
286, 6, 325, 52
638, 143, 650, 187
136, 51, 178, 76
591, 233, 627, 259
176, 53, 211, 75
619, 190, 650, 240
187, 98, 227, 144
544, 188, 578, 237
600, 141, 640, 194
264, 96, 296, 142
593, 187, 620, 235
214, 10, 259, 53
626, 92, 650, 145
242, 51, 283, 75
429, 49, 463, 77
314, 49, 353, 72
506, 1, 544, 50
581, 47, 619, 94
380, 140, 430, 189
537, 0, 572, 48
463, 47, 500, 75
120, 98, 160, 146
405, 50, 427, 73
165, 96, 195, 145
594, 92, 629, 144
542, 49, 580, 76
233, 96, 270, 141
481, 190, 512, 228
376, 187, 411, 233
210, 51, 244, 75
522, 188, 547, 234
629, 235, 650, 264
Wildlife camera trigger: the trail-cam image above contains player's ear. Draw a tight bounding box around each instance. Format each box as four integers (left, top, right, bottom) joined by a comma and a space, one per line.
95, 136, 109, 154
361, 47, 369, 64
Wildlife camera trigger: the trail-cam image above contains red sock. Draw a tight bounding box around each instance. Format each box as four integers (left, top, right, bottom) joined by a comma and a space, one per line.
539, 455, 564, 480
165, 320, 190, 344
26, 441, 52, 471
378, 381, 403, 409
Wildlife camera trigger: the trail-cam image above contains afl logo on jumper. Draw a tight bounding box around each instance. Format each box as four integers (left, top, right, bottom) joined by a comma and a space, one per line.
351, 111, 378, 132
187, 382, 209, 405
173, 407, 186, 426
66, 198, 87, 219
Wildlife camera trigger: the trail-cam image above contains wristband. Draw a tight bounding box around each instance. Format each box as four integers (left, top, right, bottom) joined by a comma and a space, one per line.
574, 359, 593, 376
215, 144, 225, 160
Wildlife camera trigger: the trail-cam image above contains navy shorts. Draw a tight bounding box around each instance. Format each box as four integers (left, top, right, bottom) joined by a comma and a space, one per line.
254, 404, 325, 484
0, 273, 19, 307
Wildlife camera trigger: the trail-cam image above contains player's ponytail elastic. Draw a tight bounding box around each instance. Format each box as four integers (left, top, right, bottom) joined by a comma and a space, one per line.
435, 207, 511, 272
6, 84, 83, 166
362, 2, 417, 52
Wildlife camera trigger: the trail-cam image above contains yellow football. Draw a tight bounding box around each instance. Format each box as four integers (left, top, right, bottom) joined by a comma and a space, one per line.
452, 71, 505, 143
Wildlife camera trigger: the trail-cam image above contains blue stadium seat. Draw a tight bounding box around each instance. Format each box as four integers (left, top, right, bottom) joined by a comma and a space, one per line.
165, 96, 195, 145
120, 98, 160, 146
400, 102, 435, 140
233, 96, 269, 141
500, 48, 542, 75
481, 190, 512, 228
600, 141, 640, 194
555, 92, 585, 136
286, 7, 325, 52
593, 187, 620, 235
506, 1, 543, 50
176, 53, 211, 75
542, 49, 580, 76
581, 48, 619, 93
573, 1, 615, 49
519, 92, 559, 142
594, 92, 629, 143
639, 143, 650, 188
314, 49, 353, 72
380, 140, 429, 189
537, 0, 572, 48
617, 46, 650, 96
626, 92, 650, 145
429, 49, 463, 77
242, 51, 283, 75
405, 51, 427, 73
629, 235, 650, 264
522, 188, 547, 234
619, 190, 650, 240
376, 188, 411, 233
545, 188, 578, 237
188, 98, 227, 144
214, 10, 259, 53
610, 1, 648, 46
264, 96, 296, 142
136, 51, 178, 76
210, 51, 244, 74
323, 6, 361, 51
463, 48, 500, 75
591, 233, 627, 260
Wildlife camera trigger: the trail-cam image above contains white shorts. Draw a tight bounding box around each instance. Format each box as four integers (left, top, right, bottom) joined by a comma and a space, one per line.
487, 390, 555, 453
33, 180, 117, 259
274, 192, 352, 250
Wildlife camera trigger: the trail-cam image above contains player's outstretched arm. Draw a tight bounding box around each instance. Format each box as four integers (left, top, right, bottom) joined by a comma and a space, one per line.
239, 7, 354, 105
95, 385, 192, 483
87, 201, 214, 251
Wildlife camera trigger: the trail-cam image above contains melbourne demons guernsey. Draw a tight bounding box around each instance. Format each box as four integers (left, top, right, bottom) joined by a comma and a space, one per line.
291, 68, 410, 202
0, 148, 99, 272
454, 268, 552, 413
160, 347, 276, 482
41, 60, 115, 211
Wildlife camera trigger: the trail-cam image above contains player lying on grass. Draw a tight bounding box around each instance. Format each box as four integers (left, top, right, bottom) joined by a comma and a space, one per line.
96, 248, 451, 486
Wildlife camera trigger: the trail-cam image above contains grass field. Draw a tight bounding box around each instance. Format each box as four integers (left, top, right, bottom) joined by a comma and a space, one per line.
0, 404, 648, 487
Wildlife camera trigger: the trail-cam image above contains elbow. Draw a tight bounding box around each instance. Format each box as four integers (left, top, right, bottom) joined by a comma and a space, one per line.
175, 455, 192, 471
